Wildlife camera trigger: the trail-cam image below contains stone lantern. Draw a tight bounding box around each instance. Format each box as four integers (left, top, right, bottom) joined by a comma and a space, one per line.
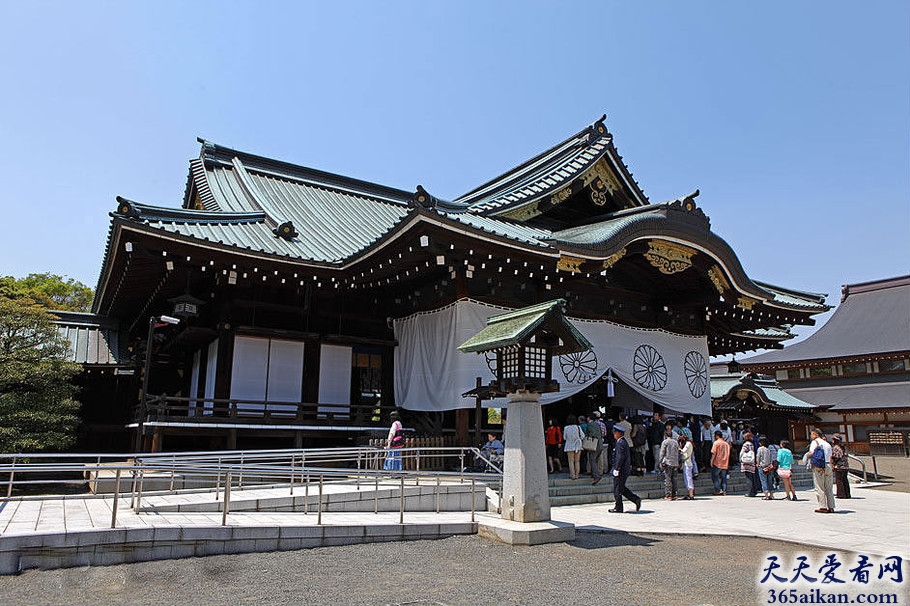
459, 299, 591, 528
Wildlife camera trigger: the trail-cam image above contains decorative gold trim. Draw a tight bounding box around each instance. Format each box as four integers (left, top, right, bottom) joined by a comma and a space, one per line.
602, 248, 627, 270
500, 201, 541, 221
557, 255, 584, 273
549, 186, 573, 207
583, 159, 619, 194
708, 265, 730, 294
737, 296, 759, 310
644, 240, 695, 275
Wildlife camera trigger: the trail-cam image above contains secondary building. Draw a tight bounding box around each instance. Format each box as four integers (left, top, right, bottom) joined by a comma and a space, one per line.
742, 275, 910, 454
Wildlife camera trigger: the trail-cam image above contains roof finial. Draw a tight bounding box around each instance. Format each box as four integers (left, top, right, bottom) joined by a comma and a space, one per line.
591, 114, 608, 137
410, 185, 437, 209
115, 196, 141, 220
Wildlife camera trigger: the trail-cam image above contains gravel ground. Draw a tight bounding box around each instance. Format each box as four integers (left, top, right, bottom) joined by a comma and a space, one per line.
0, 533, 865, 606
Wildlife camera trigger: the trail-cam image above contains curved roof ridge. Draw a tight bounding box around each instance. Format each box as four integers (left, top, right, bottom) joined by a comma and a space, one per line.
197, 138, 414, 206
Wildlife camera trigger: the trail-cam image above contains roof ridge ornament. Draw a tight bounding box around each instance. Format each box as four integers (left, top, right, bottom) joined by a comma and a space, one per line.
666, 189, 710, 228
273, 220, 298, 240
410, 185, 438, 209
589, 114, 610, 140
682, 189, 699, 210
115, 196, 141, 220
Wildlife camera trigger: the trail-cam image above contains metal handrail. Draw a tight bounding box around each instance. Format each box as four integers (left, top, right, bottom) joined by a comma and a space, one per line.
846, 453, 869, 482
0, 446, 502, 529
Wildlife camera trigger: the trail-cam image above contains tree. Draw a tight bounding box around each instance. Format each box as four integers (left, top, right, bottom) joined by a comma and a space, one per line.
0, 295, 81, 452
0, 273, 93, 312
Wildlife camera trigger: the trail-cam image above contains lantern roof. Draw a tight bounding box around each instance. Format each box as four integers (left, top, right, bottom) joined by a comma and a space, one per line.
458, 298, 592, 356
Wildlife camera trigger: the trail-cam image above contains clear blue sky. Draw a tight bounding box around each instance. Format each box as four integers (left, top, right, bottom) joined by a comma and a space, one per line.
1, 1, 907, 347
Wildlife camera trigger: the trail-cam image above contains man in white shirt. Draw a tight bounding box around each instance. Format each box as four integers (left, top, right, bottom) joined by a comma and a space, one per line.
803, 428, 835, 513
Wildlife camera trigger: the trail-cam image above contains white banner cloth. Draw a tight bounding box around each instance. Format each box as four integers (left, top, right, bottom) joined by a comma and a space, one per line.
393, 299, 711, 416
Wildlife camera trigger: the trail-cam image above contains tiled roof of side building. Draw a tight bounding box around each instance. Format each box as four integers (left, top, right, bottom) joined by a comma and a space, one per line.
51, 311, 122, 365
710, 373, 816, 410
743, 275, 910, 364
783, 378, 910, 410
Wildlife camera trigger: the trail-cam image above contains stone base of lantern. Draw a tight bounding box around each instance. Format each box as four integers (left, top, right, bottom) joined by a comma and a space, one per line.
499, 390, 551, 522
477, 515, 575, 545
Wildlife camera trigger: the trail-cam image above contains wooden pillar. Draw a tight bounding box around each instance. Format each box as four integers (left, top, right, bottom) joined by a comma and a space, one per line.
455, 409, 470, 446
473, 377, 483, 446
294, 431, 304, 449
227, 428, 238, 450
151, 428, 163, 453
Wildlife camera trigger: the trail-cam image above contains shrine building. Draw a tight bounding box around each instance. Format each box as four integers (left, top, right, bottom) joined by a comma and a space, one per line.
72, 116, 830, 452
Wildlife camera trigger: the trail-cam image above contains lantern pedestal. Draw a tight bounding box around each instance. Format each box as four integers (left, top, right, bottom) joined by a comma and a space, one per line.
477, 390, 575, 545
500, 390, 550, 522
456, 299, 589, 545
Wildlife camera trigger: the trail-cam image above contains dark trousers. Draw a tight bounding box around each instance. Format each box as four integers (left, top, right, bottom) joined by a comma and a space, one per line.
631, 449, 644, 472
744, 471, 758, 496
587, 449, 602, 479
664, 466, 678, 497
834, 469, 851, 498
699, 442, 713, 468
612, 473, 640, 512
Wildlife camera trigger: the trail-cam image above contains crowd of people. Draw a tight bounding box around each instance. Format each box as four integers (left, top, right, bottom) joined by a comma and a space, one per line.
542, 412, 852, 513
439, 407, 852, 516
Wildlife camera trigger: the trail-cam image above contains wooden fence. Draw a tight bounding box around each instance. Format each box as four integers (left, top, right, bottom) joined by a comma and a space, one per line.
367, 436, 459, 470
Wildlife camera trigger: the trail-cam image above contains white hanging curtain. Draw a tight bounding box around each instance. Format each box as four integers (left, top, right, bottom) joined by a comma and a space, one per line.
393, 299, 711, 416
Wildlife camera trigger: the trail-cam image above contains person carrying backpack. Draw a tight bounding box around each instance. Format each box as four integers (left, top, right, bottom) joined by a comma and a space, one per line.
801, 428, 835, 513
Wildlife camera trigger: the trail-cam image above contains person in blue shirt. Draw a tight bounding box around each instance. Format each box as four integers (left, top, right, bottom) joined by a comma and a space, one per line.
482, 432, 504, 456
776, 439, 796, 501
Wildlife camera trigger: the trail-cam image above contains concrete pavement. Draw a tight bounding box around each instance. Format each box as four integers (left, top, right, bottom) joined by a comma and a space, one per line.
1, 476, 907, 574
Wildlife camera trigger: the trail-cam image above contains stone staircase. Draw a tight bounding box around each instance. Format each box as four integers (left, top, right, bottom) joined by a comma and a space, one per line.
547, 467, 817, 507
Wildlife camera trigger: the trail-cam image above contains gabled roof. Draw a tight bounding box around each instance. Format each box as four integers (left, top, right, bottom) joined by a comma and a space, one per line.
711, 372, 816, 410
454, 115, 648, 216
744, 275, 910, 365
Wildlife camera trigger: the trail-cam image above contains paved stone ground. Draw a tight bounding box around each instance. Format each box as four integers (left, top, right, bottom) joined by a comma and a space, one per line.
1, 459, 905, 604
0, 533, 876, 606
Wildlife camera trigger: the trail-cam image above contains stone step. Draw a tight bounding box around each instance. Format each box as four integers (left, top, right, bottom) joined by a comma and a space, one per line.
546, 468, 816, 507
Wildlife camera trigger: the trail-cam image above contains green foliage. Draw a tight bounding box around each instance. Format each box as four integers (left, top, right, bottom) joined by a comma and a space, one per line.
0, 296, 81, 453
0, 273, 93, 312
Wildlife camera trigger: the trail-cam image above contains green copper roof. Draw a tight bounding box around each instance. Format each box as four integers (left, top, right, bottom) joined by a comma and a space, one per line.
711, 373, 816, 410
458, 299, 593, 355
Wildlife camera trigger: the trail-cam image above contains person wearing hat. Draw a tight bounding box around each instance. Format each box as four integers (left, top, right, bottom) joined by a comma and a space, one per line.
608, 424, 642, 513
830, 434, 851, 499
